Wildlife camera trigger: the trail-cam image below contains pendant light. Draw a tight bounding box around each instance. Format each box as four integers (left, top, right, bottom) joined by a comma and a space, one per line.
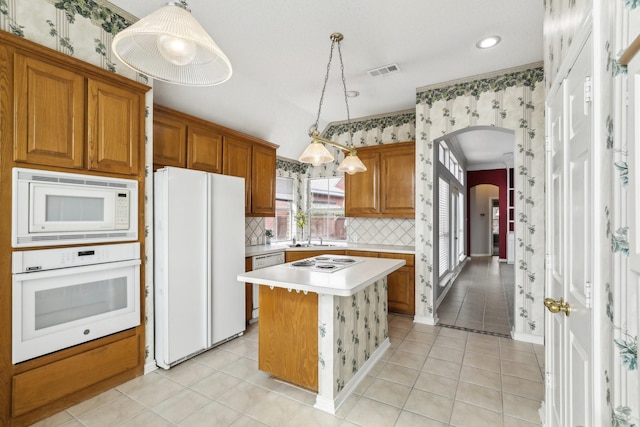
298, 33, 366, 175
111, 2, 232, 86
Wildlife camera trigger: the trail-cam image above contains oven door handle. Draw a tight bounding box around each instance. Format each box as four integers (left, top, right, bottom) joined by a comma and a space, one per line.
12, 258, 141, 281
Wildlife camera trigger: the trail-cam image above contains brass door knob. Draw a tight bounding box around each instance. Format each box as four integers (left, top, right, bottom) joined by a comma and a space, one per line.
544, 297, 571, 316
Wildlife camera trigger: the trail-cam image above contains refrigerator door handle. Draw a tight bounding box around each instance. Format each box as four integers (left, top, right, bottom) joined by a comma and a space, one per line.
206, 175, 214, 348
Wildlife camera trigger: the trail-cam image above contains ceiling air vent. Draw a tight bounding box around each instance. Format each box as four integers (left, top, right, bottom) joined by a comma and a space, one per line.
367, 63, 400, 77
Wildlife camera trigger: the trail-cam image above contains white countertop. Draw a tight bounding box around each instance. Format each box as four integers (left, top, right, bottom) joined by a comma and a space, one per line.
237, 255, 405, 296
244, 242, 415, 258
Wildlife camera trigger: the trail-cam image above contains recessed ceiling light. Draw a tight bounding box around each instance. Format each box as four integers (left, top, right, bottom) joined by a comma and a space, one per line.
346, 90, 360, 98
476, 36, 501, 49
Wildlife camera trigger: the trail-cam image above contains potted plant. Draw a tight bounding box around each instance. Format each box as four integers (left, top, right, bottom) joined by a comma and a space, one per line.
265, 229, 274, 245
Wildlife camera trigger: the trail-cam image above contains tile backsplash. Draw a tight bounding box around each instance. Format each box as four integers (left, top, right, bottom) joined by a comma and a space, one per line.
245, 216, 415, 247
245, 217, 265, 246
347, 218, 415, 246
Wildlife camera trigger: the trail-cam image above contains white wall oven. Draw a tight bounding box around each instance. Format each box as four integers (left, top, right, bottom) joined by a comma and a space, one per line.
12, 243, 141, 364
12, 167, 138, 247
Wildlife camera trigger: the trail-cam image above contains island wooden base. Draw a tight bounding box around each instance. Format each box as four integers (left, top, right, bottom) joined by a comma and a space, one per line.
258, 286, 318, 391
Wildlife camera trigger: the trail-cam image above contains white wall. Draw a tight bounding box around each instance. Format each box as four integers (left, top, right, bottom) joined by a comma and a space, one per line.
469, 184, 498, 256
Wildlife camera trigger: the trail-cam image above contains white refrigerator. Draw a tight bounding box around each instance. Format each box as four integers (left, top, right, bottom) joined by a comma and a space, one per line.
154, 166, 245, 369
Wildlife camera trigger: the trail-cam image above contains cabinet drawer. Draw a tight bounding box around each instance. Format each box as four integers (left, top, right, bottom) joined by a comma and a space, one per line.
379, 252, 414, 267
13, 335, 139, 416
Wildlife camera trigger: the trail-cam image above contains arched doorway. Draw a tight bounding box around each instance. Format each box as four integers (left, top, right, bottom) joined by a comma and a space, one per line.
435, 127, 515, 335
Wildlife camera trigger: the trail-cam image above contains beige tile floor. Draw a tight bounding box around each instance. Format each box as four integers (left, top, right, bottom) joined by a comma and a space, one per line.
35, 313, 544, 427
437, 257, 514, 336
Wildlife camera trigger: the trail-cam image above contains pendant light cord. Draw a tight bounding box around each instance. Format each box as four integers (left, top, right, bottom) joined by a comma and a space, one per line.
336, 41, 354, 149
311, 33, 353, 149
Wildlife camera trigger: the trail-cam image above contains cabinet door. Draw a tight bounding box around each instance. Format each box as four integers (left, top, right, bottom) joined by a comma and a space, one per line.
153, 111, 187, 169
14, 54, 85, 169
87, 79, 142, 175
380, 253, 415, 315
386, 266, 415, 315
187, 124, 223, 173
380, 144, 415, 217
223, 136, 252, 214
250, 144, 276, 216
345, 150, 380, 216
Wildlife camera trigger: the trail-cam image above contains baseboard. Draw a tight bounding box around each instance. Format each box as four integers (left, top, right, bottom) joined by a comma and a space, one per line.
470, 253, 491, 257
414, 314, 438, 326
144, 360, 158, 375
314, 338, 391, 414
511, 330, 544, 345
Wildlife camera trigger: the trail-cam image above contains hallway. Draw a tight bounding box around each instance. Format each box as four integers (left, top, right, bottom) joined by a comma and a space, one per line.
437, 257, 514, 337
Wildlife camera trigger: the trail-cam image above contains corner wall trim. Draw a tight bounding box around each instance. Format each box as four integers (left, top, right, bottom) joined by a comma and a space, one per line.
511, 330, 544, 345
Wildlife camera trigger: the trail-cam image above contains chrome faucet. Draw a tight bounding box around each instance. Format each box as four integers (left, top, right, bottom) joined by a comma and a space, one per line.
320, 237, 323, 246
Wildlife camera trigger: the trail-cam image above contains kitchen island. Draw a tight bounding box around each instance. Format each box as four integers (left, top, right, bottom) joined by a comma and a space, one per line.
237, 254, 405, 414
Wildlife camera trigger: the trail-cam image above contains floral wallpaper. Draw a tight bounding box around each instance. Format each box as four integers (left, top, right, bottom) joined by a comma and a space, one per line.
8, 0, 157, 372
316, 277, 388, 407
331, 278, 388, 394
414, 65, 545, 339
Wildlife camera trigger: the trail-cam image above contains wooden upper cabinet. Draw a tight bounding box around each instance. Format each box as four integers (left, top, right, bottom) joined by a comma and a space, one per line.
345, 150, 380, 216
87, 79, 142, 175
153, 105, 279, 216
251, 143, 276, 216
223, 136, 252, 214
153, 110, 187, 169
188, 124, 223, 173
14, 53, 85, 169
380, 143, 415, 216
12, 49, 148, 175
345, 142, 415, 218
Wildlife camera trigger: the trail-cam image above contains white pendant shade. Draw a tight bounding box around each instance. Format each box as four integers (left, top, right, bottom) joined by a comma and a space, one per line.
337, 153, 367, 175
112, 2, 232, 86
298, 141, 335, 166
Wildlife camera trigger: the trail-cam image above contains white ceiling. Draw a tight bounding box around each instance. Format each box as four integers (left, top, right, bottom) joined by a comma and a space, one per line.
107, 0, 543, 161
447, 127, 516, 171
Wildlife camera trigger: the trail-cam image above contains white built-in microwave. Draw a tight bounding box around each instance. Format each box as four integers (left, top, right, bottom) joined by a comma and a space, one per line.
12, 167, 138, 247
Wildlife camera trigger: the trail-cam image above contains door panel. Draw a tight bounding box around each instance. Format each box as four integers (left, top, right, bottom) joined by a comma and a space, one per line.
546, 34, 592, 427
547, 74, 565, 427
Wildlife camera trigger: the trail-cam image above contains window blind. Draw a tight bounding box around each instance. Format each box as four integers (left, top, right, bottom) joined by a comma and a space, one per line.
439, 178, 450, 276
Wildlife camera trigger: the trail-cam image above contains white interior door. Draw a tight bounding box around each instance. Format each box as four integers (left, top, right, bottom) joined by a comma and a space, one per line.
627, 29, 640, 415
545, 34, 593, 427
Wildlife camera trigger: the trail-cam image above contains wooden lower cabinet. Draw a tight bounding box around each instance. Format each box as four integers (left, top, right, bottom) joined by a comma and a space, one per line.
258, 286, 318, 391
345, 250, 378, 258
379, 253, 415, 315
12, 334, 139, 419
